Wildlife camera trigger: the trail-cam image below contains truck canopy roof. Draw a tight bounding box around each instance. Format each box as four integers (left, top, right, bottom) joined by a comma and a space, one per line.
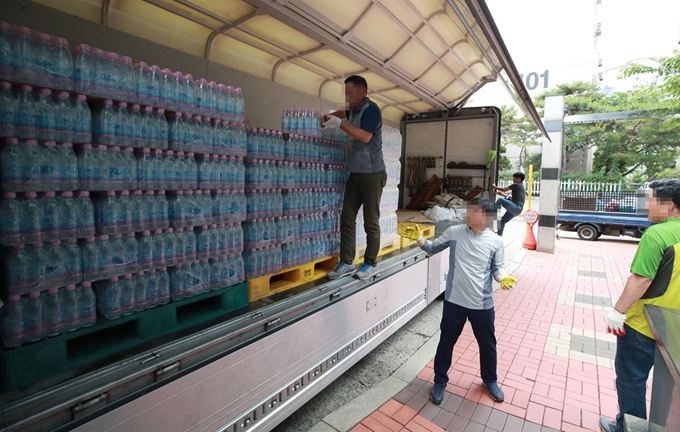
34, 0, 546, 133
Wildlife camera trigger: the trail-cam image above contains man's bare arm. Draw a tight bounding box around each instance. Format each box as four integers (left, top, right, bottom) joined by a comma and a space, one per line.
614, 273, 653, 312
340, 121, 373, 144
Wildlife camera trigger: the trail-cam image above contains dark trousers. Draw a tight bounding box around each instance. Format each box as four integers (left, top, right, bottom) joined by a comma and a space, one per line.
614, 324, 656, 432
496, 198, 522, 237
434, 301, 498, 386
339, 171, 387, 267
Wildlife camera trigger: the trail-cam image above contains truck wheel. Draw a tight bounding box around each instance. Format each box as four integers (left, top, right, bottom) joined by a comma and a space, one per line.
577, 225, 599, 241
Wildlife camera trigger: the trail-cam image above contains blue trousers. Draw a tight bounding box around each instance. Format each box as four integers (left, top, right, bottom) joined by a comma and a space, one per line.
614, 324, 656, 432
434, 301, 497, 386
496, 198, 521, 236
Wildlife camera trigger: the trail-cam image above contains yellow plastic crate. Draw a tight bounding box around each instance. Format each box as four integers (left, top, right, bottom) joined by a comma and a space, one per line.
354, 235, 401, 264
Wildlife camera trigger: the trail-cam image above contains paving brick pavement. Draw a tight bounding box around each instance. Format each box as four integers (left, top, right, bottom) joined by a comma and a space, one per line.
349, 238, 652, 432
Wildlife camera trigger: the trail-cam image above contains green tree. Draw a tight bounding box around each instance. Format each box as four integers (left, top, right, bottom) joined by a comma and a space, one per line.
622, 50, 680, 115
524, 152, 542, 172
534, 81, 680, 178
499, 105, 542, 171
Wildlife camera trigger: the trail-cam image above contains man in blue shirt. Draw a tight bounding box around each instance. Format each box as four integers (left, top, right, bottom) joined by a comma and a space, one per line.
491, 172, 526, 236
401, 198, 518, 404
323, 75, 387, 281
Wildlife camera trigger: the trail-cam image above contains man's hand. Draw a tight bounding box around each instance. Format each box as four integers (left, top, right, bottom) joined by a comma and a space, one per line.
606, 309, 626, 336
500, 276, 517, 290
400, 224, 422, 241
321, 115, 342, 129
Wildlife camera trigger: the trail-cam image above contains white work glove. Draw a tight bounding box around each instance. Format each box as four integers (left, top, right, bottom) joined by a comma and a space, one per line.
321, 115, 342, 129
605, 308, 626, 336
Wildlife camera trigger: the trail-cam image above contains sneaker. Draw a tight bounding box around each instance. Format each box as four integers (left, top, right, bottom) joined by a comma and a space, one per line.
599, 416, 618, 432
430, 383, 445, 405
483, 381, 504, 402
355, 262, 375, 280
327, 262, 356, 280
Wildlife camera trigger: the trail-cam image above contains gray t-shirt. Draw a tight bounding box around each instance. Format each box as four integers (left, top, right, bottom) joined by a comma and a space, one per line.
509, 182, 526, 209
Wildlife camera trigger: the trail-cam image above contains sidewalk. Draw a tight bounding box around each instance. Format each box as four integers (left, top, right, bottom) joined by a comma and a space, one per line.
349, 237, 645, 432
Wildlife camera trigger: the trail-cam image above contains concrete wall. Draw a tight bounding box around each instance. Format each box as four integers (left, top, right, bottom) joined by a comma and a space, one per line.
1, 0, 340, 131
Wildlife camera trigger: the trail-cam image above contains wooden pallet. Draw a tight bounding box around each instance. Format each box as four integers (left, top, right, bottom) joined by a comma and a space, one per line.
248, 255, 340, 301
398, 222, 436, 248
407, 175, 443, 210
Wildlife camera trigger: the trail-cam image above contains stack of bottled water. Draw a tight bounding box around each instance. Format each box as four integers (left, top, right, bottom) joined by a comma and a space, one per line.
355, 125, 402, 250
71, 45, 245, 122
77, 144, 137, 191
196, 223, 244, 260
0, 23, 74, 91
93, 100, 167, 149
169, 257, 244, 301
246, 128, 285, 160
168, 113, 247, 156
93, 190, 169, 235
211, 189, 247, 224
1, 283, 96, 347
94, 269, 171, 320
281, 109, 322, 138
4, 240, 83, 294
284, 134, 345, 164
1, 138, 79, 191
0, 83, 92, 142
0, 191, 95, 246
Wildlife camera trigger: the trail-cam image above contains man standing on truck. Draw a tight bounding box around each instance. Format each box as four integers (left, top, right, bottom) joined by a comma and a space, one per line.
600, 179, 680, 432
401, 198, 518, 405
490, 172, 526, 236
322, 75, 387, 281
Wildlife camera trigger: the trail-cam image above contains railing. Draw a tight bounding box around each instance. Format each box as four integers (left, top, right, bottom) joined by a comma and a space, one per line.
497, 180, 624, 197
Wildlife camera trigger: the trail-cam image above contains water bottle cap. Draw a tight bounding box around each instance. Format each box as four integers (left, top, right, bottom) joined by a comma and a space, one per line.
166, 227, 173, 233
227, 85, 234, 91
32, 242, 44, 248
185, 74, 193, 80
3, 191, 16, 199
176, 227, 183, 232
118, 101, 127, 108
44, 140, 57, 147
44, 191, 56, 198
235, 88, 243, 94
154, 229, 163, 234
134, 190, 142, 196
142, 147, 150, 154
110, 276, 119, 282
29, 291, 41, 298
0, 22, 10, 31
137, 270, 145, 276
194, 115, 201, 121
132, 103, 140, 110
99, 235, 109, 240
144, 106, 153, 112
149, 268, 156, 274
138, 61, 148, 67
177, 151, 185, 157
79, 191, 90, 197
154, 149, 163, 155
59, 91, 70, 98
62, 141, 73, 148
8, 294, 21, 301
195, 190, 202, 195
20, 84, 33, 91
106, 52, 118, 60
123, 273, 132, 280
166, 150, 173, 156
152, 65, 161, 71
162, 68, 172, 74
61, 191, 73, 197
123, 56, 132, 62
121, 190, 130, 196
48, 287, 60, 294
113, 233, 123, 239
211, 224, 217, 229
158, 190, 165, 194
161, 266, 167, 271
157, 108, 165, 114
187, 152, 194, 157
176, 190, 183, 195
36, 32, 50, 42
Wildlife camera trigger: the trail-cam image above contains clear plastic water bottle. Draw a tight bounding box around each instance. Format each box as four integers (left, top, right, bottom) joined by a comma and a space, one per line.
0, 22, 13, 80
89, 48, 105, 97
55, 91, 74, 142
149, 65, 161, 107
0, 81, 15, 137
119, 56, 135, 102
208, 81, 218, 118
15, 84, 37, 139
118, 274, 135, 316
40, 141, 59, 190
235, 87, 245, 122
114, 101, 129, 146
217, 83, 228, 119
39, 191, 60, 242
12, 27, 36, 84
32, 33, 53, 87
173, 71, 187, 111
184, 74, 196, 112
152, 228, 164, 268
137, 230, 153, 271
1, 294, 25, 347
73, 191, 92, 239
78, 282, 97, 327
156, 267, 169, 304
57, 285, 79, 332
96, 276, 121, 320
164, 227, 176, 267
134, 270, 148, 312
24, 291, 44, 342
129, 103, 143, 148
73, 94, 91, 143
73, 44, 93, 94
0, 191, 24, 249
156, 108, 168, 149
34, 88, 55, 140
160, 68, 173, 109
51, 37, 73, 90
105, 52, 121, 100
42, 287, 63, 337
134, 61, 149, 104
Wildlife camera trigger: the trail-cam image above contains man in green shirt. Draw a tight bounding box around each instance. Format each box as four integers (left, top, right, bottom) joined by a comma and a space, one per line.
600, 179, 680, 432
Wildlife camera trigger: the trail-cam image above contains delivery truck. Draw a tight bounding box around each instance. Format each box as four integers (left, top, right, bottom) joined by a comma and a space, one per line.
0, 1, 545, 431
